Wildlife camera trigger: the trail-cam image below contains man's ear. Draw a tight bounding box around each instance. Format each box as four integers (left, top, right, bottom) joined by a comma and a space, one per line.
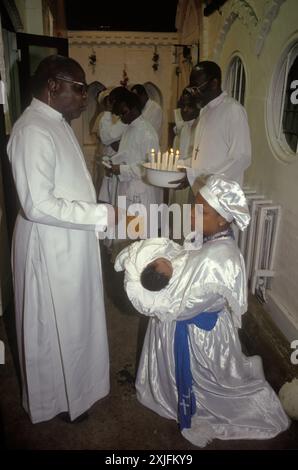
210, 78, 219, 90
48, 78, 59, 93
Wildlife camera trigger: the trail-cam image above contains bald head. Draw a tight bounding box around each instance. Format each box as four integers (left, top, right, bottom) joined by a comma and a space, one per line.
191, 61, 222, 85
31, 54, 88, 123
189, 60, 222, 107
32, 55, 84, 98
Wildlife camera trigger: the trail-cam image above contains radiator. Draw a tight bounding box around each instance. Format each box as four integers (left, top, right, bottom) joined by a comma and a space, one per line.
238, 188, 282, 302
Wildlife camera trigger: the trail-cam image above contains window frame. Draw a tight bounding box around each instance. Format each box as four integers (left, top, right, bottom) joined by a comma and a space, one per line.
225, 54, 247, 106
266, 40, 298, 163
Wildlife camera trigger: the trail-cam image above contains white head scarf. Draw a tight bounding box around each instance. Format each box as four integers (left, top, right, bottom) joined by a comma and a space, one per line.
199, 175, 250, 231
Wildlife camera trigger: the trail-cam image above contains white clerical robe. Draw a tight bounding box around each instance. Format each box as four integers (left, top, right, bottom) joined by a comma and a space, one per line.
111, 116, 163, 214
115, 237, 290, 447
7, 98, 110, 423
142, 99, 163, 140
186, 92, 251, 187
170, 118, 198, 206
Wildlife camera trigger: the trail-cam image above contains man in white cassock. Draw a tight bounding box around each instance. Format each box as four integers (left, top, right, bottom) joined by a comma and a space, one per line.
109, 91, 163, 238
173, 61, 251, 190
97, 87, 131, 207
7, 55, 112, 424
115, 176, 289, 447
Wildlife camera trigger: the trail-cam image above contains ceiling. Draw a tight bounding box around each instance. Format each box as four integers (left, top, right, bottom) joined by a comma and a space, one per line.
65, 0, 179, 32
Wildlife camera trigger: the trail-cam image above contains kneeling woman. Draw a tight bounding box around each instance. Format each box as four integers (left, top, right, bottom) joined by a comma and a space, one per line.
115, 175, 290, 447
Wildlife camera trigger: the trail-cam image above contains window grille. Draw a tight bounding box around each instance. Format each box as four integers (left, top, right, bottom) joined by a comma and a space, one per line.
226, 56, 246, 105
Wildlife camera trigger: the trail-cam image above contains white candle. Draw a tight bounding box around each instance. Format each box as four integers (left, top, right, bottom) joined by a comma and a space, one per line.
168, 153, 174, 171
150, 153, 155, 168
162, 151, 168, 170
174, 153, 179, 170
173, 153, 179, 170
150, 149, 156, 168
157, 151, 161, 169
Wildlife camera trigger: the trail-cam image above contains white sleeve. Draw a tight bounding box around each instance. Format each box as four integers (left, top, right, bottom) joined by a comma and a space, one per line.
221, 104, 251, 179
8, 126, 108, 231
118, 163, 143, 182
118, 128, 159, 182
99, 112, 127, 145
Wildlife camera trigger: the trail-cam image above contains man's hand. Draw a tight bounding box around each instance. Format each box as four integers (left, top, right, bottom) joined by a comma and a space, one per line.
104, 167, 113, 177
110, 164, 120, 176
169, 168, 190, 190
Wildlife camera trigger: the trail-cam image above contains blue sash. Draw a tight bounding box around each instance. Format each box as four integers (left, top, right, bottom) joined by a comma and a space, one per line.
174, 311, 219, 431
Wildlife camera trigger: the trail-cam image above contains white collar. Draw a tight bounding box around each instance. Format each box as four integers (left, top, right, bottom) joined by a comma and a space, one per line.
204, 91, 227, 110
30, 97, 64, 121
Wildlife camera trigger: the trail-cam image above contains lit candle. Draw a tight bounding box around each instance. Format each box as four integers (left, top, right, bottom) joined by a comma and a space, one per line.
161, 151, 167, 170
157, 151, 161, 169
150, 149, 156, 168
168, 153, 174, 171
174, 149, 180, 170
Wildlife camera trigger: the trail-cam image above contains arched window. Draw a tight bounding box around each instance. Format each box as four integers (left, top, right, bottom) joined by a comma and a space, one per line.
282, 53, 298, 153
225, 56, 246, 105
267, 41, 298, 162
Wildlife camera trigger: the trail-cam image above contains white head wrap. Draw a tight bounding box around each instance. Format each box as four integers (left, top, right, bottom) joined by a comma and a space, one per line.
97, 87, 114, 105
199, 175, 250, 231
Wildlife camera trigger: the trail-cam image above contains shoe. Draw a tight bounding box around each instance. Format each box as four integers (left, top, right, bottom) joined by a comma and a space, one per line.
58, 411, 89, 424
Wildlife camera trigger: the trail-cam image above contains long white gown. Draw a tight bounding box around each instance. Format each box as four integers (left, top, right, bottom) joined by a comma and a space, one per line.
7, 98, 110, 423
115, 236, 290, 447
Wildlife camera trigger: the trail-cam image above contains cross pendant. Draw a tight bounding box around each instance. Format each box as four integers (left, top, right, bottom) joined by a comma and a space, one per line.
194, 146, 199, 160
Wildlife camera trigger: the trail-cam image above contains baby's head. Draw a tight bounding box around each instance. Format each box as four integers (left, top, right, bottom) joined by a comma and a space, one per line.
140, 257, 173, 292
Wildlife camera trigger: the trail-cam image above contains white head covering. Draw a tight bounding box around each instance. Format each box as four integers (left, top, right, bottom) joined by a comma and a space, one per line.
199, 175, 250, 231
97, 87, 114, 105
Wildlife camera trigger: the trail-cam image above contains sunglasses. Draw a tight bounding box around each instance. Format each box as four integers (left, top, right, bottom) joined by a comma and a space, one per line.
55, 76, 88, 94
185, 79, 210, 96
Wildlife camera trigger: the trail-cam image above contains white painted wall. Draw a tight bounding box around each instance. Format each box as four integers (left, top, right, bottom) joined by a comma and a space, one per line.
177, 0, 298, 341
24, 0, 43, 35
68, 31, 180, 175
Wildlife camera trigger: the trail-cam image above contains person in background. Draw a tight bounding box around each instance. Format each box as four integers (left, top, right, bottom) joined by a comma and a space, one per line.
108, 91, 163, 259
97, 87, 131, 206
115, 175, 289, 447
96, 93, 119, 205
7, 54, 115, 424
131, 84, 163, 140
170, 89, 200, 207
173, 61, 251, 190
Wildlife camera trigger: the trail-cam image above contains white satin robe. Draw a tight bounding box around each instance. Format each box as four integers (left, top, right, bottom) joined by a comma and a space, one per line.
7, 98, 110, 423
115, 237, 290, 447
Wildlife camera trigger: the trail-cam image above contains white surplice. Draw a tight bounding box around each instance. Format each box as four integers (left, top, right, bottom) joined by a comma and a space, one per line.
111, 116, 163, 213
186, 92, 251, 187
7, 98, 110, 423
142, 98, 163, 140
115, 237, 290, 447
